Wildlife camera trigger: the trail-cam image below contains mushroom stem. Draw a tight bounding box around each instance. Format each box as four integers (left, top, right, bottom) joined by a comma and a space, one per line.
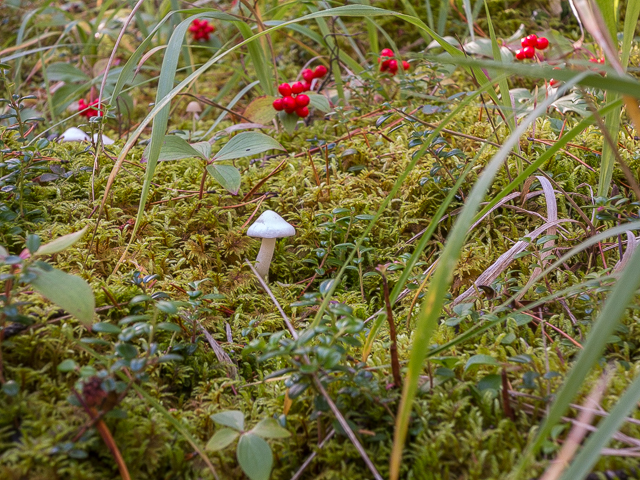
255, 237, 276, 280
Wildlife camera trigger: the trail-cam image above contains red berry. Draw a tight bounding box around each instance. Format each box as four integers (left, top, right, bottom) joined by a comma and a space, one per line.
291, 82, 305, 94
380, 59, 390, 71
272, 98, 284, 111
295, 106, 309, 118
520, 38, 529, 48
302, 69, 315, 82
278, 83, 292, 96
314, 65, 328, 78
515, 49, 526, 60
388, 59, 398, 72
295, 94, 310, 107
549, 79, 560, 87
526, 34, 538, 46
282, 96, 296, 113
523, 46, 535, 59
303, 81, 313, 91
536, 37, 549, 50
380, 48, 394, 58
598, 57, 605, 64
589, 58, 597, 63
402, 60, 410, 71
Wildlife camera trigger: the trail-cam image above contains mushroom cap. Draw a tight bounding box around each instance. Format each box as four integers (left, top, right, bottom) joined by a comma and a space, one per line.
60, 127, 90, 142
247, 210, 295, 238
93, 133, 115, 145
186, 101, 202, 114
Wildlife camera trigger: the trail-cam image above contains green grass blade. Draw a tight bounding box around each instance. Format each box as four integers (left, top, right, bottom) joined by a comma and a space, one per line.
484, 1, 519, 167
559, 373, 640, 480
436, 0, 450, 36
389, 75, 586, 480
236, 22, 274, 96
597, 0, 639, 197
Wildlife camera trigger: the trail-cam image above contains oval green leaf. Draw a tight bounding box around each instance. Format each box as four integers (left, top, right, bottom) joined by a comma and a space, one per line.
237, 433, 273, 480
210, 410, 245, 431
213, 132, 284, 161
29, 266, 95, 327
206, 428, 239, 451
206, 164, 241, 195
36, 227, 88, 256
464, 354, 499, 372
250, 418, 291, 439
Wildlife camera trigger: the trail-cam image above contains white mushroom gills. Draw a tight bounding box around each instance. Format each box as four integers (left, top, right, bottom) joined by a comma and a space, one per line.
247, 210, 295, 281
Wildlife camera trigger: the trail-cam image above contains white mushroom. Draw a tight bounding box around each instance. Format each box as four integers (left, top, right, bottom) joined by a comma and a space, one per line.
93, 133, 115, 145
247, 210, 296, 281
59, 127, 90, 142
186, 101, 202, 135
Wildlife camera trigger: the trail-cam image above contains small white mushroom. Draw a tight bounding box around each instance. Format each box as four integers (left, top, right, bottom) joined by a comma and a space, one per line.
59, 127, 90, 142
186, 101, 202, 134
247, 210, 295, 281
93, 133, 115, 145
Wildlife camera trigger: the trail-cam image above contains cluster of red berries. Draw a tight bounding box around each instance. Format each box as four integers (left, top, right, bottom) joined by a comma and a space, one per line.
272, 65, 328, 117
189, 19, 215, 42
78, 99, 103, 118
515, 35, 549, 60
378, 48, 410, 75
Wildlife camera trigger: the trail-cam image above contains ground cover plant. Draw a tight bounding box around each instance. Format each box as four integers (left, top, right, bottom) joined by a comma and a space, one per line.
2, 0, 640, 479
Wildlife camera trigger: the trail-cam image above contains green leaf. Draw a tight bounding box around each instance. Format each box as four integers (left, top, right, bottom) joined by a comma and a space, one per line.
191, 141, 212, 160
250, 418, 291, 439
206, 428, 239, 451
25, 234, 40, 254
92, 322, 121, 334
211, 410, 245, 431
279, 111, 298, 134
213, 132, 284, 161
155, 135, 208, 162
465, 354, 499, 371
237, 433, 273, 480
57, 359, 78, 372
244, 96, 277, 124
29, 267, 95, 326
307, 93, 331, 113
36, 227, 88, 256
46, 63, 90, 83
206, 165, 241, 195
